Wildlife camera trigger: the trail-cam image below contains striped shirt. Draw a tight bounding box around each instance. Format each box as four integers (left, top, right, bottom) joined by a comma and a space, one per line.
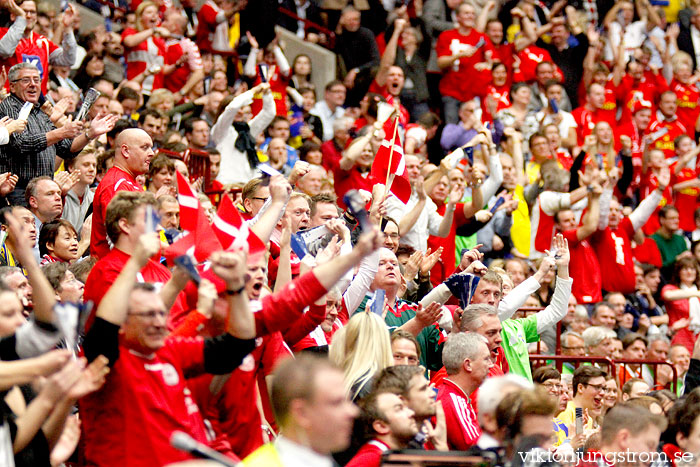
437, 378, 481, 450
0, 94, 75, 187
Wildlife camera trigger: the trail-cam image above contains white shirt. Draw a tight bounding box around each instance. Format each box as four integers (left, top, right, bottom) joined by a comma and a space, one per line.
536, 109, 577, 141
275, 435, 334, 467
385, 190, 443, 252
691, 26, 700, 69
310, 100, 345, 141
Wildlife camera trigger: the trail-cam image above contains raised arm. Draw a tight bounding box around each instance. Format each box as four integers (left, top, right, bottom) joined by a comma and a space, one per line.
534, 234, 573, 333
376, 19, 407, 87
576, 184, 602, 241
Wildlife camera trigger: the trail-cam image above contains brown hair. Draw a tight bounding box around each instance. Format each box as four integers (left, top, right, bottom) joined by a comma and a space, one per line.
105, 191, 157, 244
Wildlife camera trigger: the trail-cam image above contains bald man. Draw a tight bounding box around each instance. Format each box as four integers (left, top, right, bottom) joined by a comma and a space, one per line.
90, 129, 155, 258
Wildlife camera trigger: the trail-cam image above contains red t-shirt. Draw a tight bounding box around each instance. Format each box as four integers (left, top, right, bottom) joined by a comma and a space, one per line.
333, 166, 373, 209
639, 170, 673, 236
0, 30, 58, 94
346, 439, 390, 467
200, 332, 291, 458
164, 37, 203, 94
436, 28, 493, 101
616, 120, 647, 189
671, 164, 700, 232
571, 106, 617, 146
195, 1, 220, 53
83, 248, 173, 329
616, 74, 667, 124
491, 42, 515, 76
79, 336, 210, 467
90, 166, 143, 259
671, 79, 700, 137
437, 378, 481, 450
482, 83, 510, 123
562, 229, 602, 304
646, 114, 688, 160
631, 237, 663, 268
515, 45, 558, 83
591, 217, 636, 294
122, 28, 166, 94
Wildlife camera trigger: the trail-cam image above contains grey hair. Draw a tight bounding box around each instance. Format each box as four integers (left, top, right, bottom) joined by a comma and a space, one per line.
8, 62, 39, 83
460, 303, 498, 333
442, 332, 487, 375
477, 374, 533, 424
582, 326, 616, 348
647, 334, 670, 345
332, 116, 354, 134
561, 331, 583, 347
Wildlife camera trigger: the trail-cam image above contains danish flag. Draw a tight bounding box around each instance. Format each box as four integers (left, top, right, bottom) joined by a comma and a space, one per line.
211, 194, 266, 259
176, 170, 199, 231
370, 117, 412, 204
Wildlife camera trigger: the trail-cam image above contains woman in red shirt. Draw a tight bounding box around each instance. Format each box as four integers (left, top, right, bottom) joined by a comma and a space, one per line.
482, 62, 510, 124
121, 1, 168, 98
662, 257, 700, 353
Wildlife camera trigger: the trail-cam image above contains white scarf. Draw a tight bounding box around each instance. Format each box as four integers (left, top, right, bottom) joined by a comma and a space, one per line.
682, 284, 700, 333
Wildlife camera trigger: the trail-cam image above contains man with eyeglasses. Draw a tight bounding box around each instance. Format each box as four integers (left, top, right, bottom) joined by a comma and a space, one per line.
0, 0, 78, 94
557, 365, 608, 441
0, 63, 117, 206
80, 232, 256, 466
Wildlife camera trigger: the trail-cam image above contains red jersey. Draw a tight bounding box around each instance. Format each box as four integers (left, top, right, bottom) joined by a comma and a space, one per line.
631, 237, 663, 268
646, 113, 688, 160
347, 439, 390, 467
671, 78, 700, 138
482, 84, 510, 123
639, 170, 672, 235
201, 332, 291, 458
514, 46, 559, 83
251, 66, 291, 117
616, 120, 647, 189
437, 378, 481, 450
164, 37, 203, 94
617, 74, 666, 124
571, 106, 616, 146
90, 166, 143, 259
431, 347, 506, 388
122, 28, 166, 94
491, 42, 515, 77
333, 166, 373, 209
0, 30, 60, 94
562, 229, 602, 304
591, 217, 637, 294
671, 164, 700, 232
80, 336, 210, 467
83, 248, 173, 331
436, 28, 494, 101
195, 1, 221, 53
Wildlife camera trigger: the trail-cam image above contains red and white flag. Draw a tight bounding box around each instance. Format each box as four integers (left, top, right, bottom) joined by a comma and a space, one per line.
176, 170, 199, 231
370, 118, 411, 203
212, 194, 266, 259
164, 205, 223, 264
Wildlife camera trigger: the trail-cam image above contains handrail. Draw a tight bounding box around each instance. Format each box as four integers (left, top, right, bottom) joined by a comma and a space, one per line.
278, 7, 336, 49
529, 355, 680, 391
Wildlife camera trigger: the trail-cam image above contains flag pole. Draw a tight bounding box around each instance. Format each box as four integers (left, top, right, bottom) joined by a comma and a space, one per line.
378, 117, 400, 227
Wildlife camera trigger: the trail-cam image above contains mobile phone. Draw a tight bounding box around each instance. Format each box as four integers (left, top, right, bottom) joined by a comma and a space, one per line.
258, 64, 268, 83
549, 98, 559, 114
575, 407, 583, 435
474, 37, 485, 49
489, 196, 505, 214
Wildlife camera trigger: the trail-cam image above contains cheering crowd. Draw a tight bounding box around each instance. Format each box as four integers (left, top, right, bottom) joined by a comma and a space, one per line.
0, 0, 699, 465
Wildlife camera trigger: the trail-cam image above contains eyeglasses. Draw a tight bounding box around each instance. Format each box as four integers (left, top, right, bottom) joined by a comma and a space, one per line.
12, 77, 41, 85
542, 382, 564, 393
129, 309, 168, 320
585, 383, 606, 392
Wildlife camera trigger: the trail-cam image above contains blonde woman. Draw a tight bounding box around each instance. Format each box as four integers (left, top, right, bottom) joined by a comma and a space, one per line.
329, 311, 394, 402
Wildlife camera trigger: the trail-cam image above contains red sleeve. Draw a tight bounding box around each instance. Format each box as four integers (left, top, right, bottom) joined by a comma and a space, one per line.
260, 333, 292, 377
255, 271, 328, 336
562, 229, 581, 247
121, 28, 137, 42
437, 393, 471, 450
282, 303, 327, 346
171, 310, 208, 337
621, 216, 635, 239
47, 39, 60, 56
198, 4, 219, 26
435, 31, 451, 58
167, 336, 206, 376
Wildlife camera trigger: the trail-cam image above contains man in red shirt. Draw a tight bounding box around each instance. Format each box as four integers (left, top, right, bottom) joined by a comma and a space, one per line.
346, 389, 421, 467
437, 331, 493, 450
647, 91, 688, 159
83, 191, 179, 320
436, 2, 493, 123
91, 128, 154, 258
162, 9, 205, 101
555, 180, 602, 304
80, 233, 256, 467
0, 0, 78, 94
592, 174, 667, 295
571, 83, 617, 146
616, 61, 667, 125
369, 18, 410, 127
